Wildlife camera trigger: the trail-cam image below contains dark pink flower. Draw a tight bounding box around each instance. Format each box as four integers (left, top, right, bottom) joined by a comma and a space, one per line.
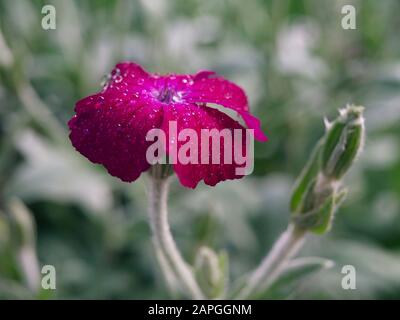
68, 62, 267, 188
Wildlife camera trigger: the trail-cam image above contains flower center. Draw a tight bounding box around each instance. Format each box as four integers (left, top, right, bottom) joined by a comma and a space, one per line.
157, 87, 181, 103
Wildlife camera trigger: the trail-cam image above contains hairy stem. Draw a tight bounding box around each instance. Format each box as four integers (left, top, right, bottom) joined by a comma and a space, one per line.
237, 224, 306, 299
147, 176, 204, 299
154, 245, 180, 297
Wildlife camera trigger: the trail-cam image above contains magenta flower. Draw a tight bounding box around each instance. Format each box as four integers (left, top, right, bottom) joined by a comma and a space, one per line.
68, 62, 267, 188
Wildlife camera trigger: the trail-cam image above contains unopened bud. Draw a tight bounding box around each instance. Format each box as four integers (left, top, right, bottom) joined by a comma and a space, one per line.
321, 105, 365, 180
290, 105, 365, 234
194, 247, 227, 299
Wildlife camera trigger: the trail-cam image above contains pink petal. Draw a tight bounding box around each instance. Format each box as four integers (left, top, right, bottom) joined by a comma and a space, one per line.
101, 62, 159, 102
193, 70, 216, 81
162, 74, 195, 92
184, 74, 268, 142
69, 92, 163, 182
111, 61, 152, 87
186, 76, 249, 112
239, 111, 268, 142
162, 103, 251, 188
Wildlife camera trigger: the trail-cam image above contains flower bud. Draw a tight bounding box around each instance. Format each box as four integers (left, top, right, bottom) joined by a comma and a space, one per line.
194, 247, 228, 299
290, 105, 364, 234
321, 105, 365, 180
292, 184, 347, 234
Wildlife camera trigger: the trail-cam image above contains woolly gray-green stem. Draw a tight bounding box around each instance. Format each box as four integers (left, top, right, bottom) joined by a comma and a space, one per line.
236, 224, 306, 299
147, 176, 204, 299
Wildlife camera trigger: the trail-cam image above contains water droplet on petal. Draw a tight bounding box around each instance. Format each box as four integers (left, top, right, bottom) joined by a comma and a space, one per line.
224, 92, 232, 99
133, 91, 140, 99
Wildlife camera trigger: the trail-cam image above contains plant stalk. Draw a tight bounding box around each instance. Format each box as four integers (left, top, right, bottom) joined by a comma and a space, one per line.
147, 176, 204, 299
237, 224, 306, 299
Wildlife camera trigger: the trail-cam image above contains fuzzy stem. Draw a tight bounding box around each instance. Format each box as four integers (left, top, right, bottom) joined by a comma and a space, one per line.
147, 176, 204, 299
237, 224, 306, 299
154, 245, 180, 297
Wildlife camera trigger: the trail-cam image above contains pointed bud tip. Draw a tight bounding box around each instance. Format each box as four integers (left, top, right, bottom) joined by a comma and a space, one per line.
323, 117, 332, 130
340, 104, 365, 125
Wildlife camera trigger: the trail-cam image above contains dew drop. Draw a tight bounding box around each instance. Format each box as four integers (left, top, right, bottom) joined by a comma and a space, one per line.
114, 75, 123, 83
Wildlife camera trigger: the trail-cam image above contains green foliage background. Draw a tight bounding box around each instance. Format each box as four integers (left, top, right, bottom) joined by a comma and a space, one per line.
0, 0, 400, 299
